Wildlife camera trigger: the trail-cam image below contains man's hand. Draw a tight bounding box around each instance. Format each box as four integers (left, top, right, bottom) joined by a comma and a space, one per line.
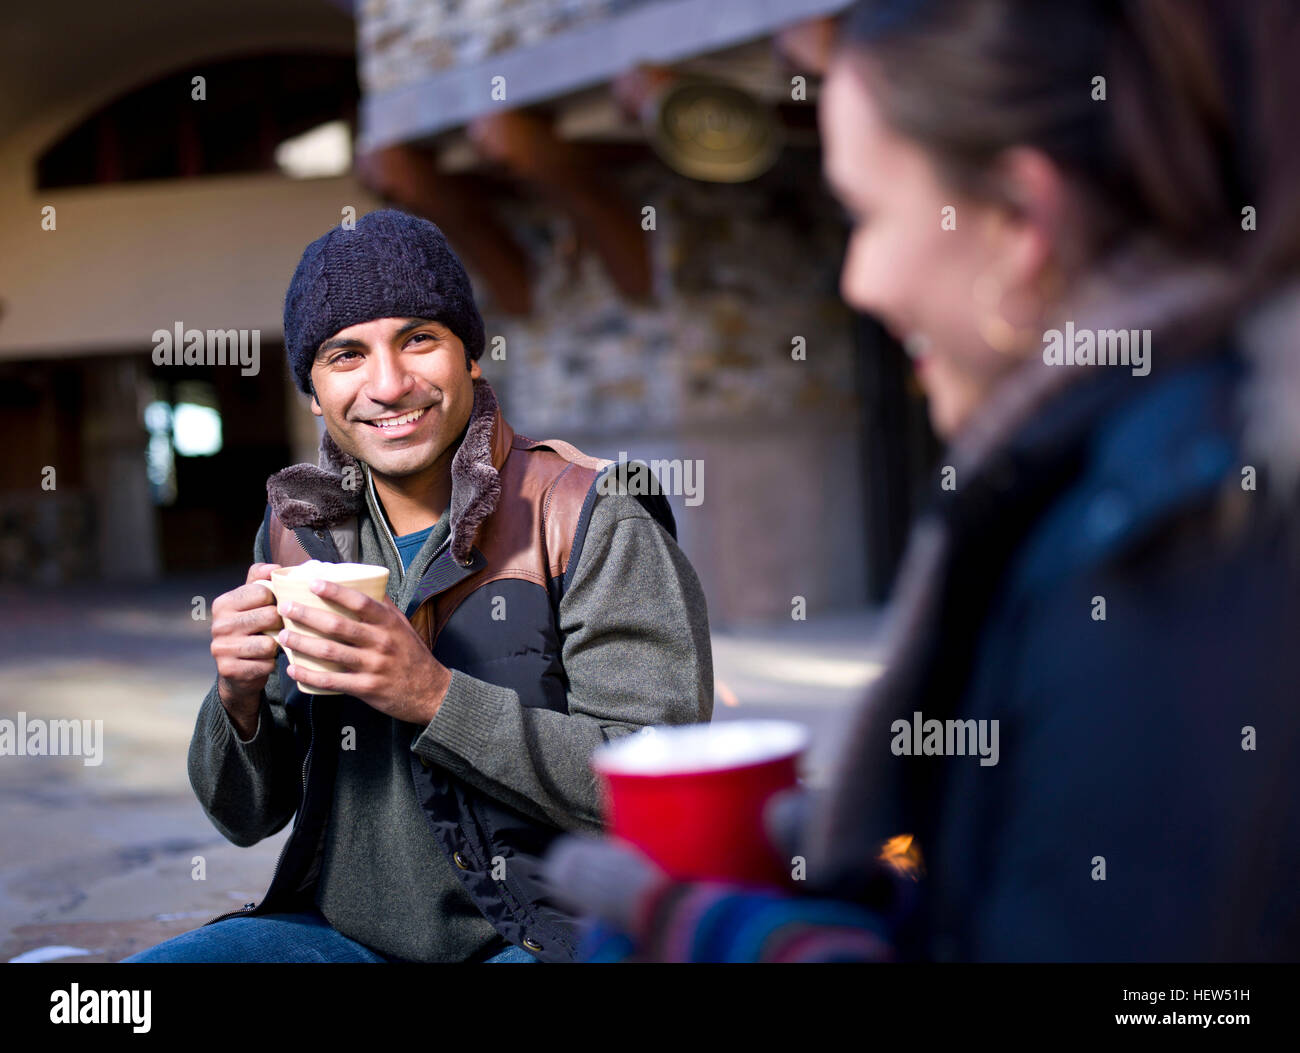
275, 577, 453, 725
211, 563, 284, 739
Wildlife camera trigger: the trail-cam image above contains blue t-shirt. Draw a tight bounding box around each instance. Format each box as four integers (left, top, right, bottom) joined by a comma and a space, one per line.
394, 524, 434, 572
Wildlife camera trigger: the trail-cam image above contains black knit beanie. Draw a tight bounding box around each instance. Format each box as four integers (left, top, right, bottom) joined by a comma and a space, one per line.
282, 208, 485, 396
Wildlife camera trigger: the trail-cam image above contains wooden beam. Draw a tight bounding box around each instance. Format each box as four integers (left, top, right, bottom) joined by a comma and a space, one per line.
467, 110, 652, 301
355, 144, 534, 316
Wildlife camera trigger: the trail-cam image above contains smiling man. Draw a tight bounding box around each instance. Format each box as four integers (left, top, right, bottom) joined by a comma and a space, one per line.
123, 208, 714, 964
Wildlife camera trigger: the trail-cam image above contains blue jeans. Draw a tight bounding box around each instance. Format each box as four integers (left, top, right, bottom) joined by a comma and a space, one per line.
119, 908, 539, 963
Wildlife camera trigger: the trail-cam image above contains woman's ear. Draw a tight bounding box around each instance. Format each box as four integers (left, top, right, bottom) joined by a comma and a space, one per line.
986, 146, 1069, 297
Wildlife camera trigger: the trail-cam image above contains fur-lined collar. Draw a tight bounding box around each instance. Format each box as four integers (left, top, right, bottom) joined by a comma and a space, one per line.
265, 377, 509, 564
942, 248, 1300, 504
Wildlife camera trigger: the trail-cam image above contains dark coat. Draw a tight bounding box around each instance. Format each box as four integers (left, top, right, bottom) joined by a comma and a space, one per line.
809, 338, 1300, 961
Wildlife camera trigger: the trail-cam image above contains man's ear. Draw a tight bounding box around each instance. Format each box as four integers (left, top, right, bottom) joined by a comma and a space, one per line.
308, 380, 322, 416
469, 357, 482, 381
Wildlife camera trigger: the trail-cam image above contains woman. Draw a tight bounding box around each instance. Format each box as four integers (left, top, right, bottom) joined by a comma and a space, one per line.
543, 0, 1300, 961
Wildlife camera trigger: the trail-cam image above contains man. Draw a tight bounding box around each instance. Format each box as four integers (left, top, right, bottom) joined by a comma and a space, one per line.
123, 209, 713, 963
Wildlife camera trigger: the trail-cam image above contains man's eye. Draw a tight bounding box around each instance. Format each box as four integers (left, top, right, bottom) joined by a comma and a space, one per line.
407, 332, 438, 347
329, 350, 361, 364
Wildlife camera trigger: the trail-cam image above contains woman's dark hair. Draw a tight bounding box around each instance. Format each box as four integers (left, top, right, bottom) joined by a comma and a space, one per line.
834, 0, 1300, 294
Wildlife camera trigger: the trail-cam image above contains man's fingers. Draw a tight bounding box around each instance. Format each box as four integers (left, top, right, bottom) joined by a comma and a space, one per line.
255, 603, 285, 631
279, 628, 363, 667
221, 633, 280, 661
233, 604, 283, 635
285, 662, 335, 692
300, 579, 387, 621
213, 622, 281, 655
245, 563, 282, 584
221, 657, 278, 681
276, 600, 372, 645
223, 580, 278, 613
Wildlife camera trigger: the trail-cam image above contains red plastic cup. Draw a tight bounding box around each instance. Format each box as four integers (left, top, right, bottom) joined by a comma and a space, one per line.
591, 720, 810, 888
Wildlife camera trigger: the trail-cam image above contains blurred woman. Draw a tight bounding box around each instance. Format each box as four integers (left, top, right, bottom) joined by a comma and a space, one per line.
544, 0, 1300, 961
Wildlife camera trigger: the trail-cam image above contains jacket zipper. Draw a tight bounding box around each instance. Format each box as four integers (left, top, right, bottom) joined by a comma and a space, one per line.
367, 464, 405, 585
367, 462, 453, 595
201, 693, 315, 927
203, 478, 440, 928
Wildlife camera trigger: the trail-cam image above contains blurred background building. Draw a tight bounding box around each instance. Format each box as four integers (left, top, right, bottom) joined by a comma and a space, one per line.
0, 0, 936, 625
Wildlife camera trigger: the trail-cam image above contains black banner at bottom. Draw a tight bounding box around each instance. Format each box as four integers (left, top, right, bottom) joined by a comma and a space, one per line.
2, 962, 1287, 1039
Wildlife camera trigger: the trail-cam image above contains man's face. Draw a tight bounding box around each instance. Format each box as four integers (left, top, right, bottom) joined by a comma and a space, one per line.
308, 316, 482, 481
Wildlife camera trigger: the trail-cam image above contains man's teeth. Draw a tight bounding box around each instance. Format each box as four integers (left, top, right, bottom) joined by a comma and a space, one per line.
371, 407, 426, 428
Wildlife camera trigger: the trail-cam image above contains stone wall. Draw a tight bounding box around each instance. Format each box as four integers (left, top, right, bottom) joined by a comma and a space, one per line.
359, 0, 648, 96
490, 153, 856, 435
473, 147, 867, 624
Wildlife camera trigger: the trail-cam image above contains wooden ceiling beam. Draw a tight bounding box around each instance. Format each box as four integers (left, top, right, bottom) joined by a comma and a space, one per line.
355, 144, 534, 316
466, 109, 652, 302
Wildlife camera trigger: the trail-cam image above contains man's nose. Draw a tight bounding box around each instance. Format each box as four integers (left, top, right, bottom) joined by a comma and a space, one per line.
365, 349, 416, 403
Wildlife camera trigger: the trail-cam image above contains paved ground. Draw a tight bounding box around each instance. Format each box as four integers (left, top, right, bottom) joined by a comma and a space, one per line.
0, 574, 884, 963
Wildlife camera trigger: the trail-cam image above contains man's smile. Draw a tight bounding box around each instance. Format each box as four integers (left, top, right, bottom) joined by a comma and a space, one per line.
360, 404, 434, 437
